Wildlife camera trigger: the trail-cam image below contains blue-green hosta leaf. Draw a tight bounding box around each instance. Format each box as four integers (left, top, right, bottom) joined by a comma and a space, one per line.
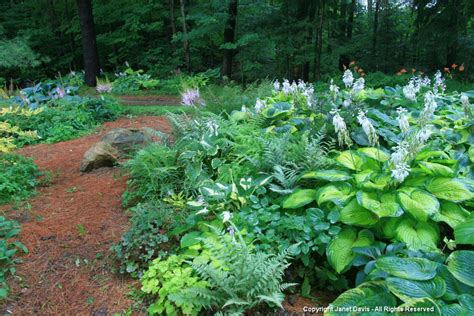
356, 191, 403, 217
357, 147, 390, 162
336, 150, 364, 170
375, 257, 438, 281
437, 265, 474, 301
397, 298, 441, 316
340, 199, 379, 227
446, 251, 474, 287
432, 201, 470, 229
327, 282, 397, 316
386, 276, 446, 302
316, 182, 354, 206
426, 178, 474, 202
282, 189, 317, 209
394, 217, 439, 251
440, 303, 468, 316
397, 188, 440, 222
326, 227, 374, 273
454, 213, 474, 245
419, 161, 456, 177
300, 169, 352, 182
459, 294, 474, 311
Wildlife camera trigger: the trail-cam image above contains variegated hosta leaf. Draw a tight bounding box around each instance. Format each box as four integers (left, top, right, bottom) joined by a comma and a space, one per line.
375, 257, 438, 281
397, 187, 440, 222
393, 217, 439, 252
282, 189, 317, 209
356, 191, 403, 218
446, 251, 474, 287
432, 201, 470, 229
340, 198, 379, 227
426, 178, 474, 202
386, 276, 446, 302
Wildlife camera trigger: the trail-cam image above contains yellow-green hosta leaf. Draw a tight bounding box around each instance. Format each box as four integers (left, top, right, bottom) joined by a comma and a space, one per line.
446, 251, 474, 287
282, 189, 317, 209
394, 217, 439, 251
418, 161, 455, 177
426, 178, 474, 202
356, 191, 403, 217
300, 169, 352, 182
326, 227, 374, 273
336, 150, 364, 171
398, 188, 440, 222
316, 182, 354, 206
469, 146, 474, 163
340, 198, 379, 227
357, 147, 390, 162
375, 257, 438, 281
387, 276, 446, 302
432, 201, 470, 229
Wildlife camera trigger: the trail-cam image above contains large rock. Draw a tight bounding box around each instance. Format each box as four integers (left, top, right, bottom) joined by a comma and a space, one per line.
101, 128, 154, 154
80, 127, 161, 172
80, 141, 119, 172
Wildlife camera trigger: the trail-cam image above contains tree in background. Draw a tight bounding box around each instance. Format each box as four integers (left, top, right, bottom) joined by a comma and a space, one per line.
221, 0, 238, 79
76, 0, 100, 86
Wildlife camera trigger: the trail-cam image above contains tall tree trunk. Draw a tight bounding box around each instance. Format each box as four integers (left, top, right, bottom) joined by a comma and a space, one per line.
367, 0, 373, 15
76, 0, 100, 86
372, 0, 381, 70
221, 0, 238, 78
313, 0, 325, 81
347, 0, 356, 39
179, 0, 191, 72
169, 0, 177, 36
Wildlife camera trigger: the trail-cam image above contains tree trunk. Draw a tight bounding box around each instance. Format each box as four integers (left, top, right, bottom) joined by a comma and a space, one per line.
169, 0, 177, 36
313, 0, 325, 81
221, 0, 238, 78
367, 0, 373, 15
179, 0, 191, 72
372, 0, 381, 70
76, 0, 100, 86
347, 0, 356, 39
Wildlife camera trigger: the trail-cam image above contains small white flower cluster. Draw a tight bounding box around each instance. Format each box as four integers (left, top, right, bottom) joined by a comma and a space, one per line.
396, 107, 409, 133
419, 91, 438, 124
329, 79, 340, 100
433, 70, 446, 94
390, 142, 411, 183
206, 120, 219, 137
255, 98, 265, 113
460, 94, 471, 117
181, 88, 205, 107
273, 79, 315, 106
403, 75, 431, 101
357, 110, 378, 146
96, 83, 112, 94
352, 77, 365, 94
331, 109, 352, 147
342, 70, 354, 88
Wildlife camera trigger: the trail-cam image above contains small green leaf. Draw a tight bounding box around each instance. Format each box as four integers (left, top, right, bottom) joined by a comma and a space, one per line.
282, 189, 317, 209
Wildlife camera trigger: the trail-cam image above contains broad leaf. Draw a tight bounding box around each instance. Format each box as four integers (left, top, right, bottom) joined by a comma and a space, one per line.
340, 198, 379, 227
375, 257, 438, 281
426, 178, 474, 202
282, 189, 317, 209
446, 251, 474, 287
437, 265, 474, 301
454, 214, 474, 245
336, 151, 364, 171
398, 188, 440, 222
394, 217, 439, 251
300, 169, 352, 182
397, 298, 441, 316
432, 202, 470, 229
386, 276, 446, 302
316, 183, 354, 206
356, 191, 403, 217
419, 162, 455, 177
358, 147, 390, 162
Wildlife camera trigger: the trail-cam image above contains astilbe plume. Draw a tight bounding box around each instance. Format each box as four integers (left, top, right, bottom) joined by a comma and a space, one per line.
181, 88, 204, 107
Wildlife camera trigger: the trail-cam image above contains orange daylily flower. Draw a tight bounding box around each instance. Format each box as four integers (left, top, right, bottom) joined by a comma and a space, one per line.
459, 64, 465, 72
400, 68, 407, 74
349, 61, 356, 66
451, 63, 458, 69
396, 72, 402, 76
443, 67, 450, 72
361, 72, 365, 77
354, 66, 359, 71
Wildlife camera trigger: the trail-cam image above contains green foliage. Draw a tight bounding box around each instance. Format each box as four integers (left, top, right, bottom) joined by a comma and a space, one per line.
112, 67, 160, 94
0, 216, 28, 299
0, 153, 39, 204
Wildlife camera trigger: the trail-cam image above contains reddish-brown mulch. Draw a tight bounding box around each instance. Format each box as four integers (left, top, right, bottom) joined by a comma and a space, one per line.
1, 116, 171, 315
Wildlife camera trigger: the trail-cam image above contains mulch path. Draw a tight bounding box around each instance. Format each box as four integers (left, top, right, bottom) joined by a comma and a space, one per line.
1, 116, 172, 315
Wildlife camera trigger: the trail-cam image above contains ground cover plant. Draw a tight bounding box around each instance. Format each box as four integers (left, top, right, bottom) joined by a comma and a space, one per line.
116, 69, 474, 315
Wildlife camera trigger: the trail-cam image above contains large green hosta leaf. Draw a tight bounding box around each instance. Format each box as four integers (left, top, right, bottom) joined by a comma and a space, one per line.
357, 147, 390, 162
316, 182, 354, 206
418, 161, 455, 177
336, 151, 364, 171
397, 188, 440, 222
375, 257, 438, 281
394, 217, 439, 251
327, 227, 374, 273
340, 198, 379, 227
446, 251, 474, 287
454, 213, 474, 245
300, 169, 352, 182
426, 178, 474, 202
282, 189, 317, 209
327, 282, 397, 316
356, 191, 403, 217
397, 298, 441, 316
432, 202, 470, 229
437, 265, 474, 301
386, 276, 446, 302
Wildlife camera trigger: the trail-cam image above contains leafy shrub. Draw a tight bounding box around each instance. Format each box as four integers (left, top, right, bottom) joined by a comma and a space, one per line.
0, 216, 28, 299
111, 206, 169, 276
0, 153, 39, 204
112, 67, 160, 93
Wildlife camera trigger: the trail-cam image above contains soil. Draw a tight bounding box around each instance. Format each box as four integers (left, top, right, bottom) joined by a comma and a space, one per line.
1, 116, 171, 315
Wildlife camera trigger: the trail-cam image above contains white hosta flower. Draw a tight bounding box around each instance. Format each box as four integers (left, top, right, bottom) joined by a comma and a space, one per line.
342, 70, 354, 88
273, 80, 281, 92
297, 79, 306, 91
403, 82, 417, 101
331, 109, 352, 147
343, 98, 352, 107
357, 110, 378, 146
282, 79, 292, 95
255, 98, 265, 113
420, 91, 437, 122
433, 70, 446, 94
222, 211, 233, 223
329, 79, 340, 99
241, 105, 248, 112
397, 107, 409, 133
461, 94, 471, 117
390, 142, 409, 165
391, 162, 411, 183
352, 78, 365, 94
416, 127, 432, 144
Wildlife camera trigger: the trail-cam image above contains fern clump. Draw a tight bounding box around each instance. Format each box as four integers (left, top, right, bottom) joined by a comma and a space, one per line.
171, 224, 295, 315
